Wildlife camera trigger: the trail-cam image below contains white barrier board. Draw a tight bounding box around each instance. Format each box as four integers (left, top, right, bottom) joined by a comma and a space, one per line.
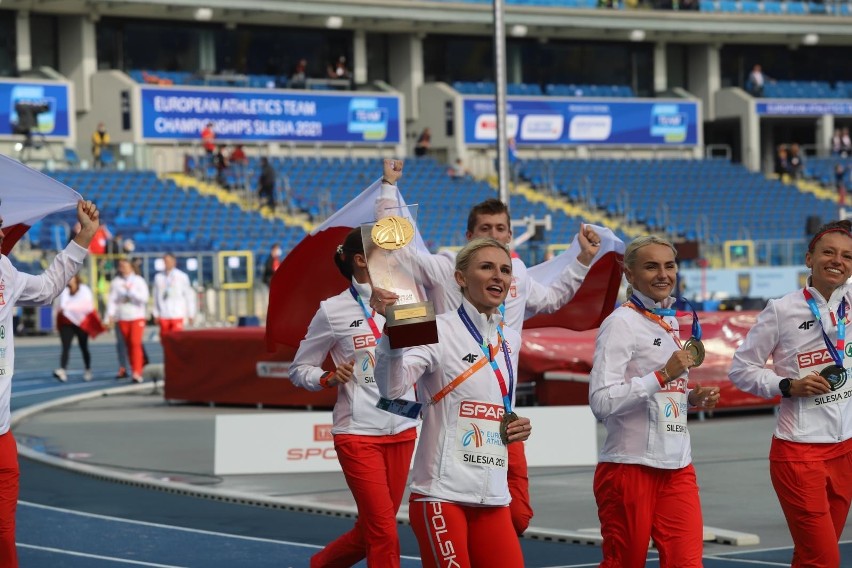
214, 406, 598, 475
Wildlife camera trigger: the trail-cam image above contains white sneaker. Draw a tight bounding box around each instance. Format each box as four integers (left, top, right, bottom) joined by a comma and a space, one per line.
83, 370, 93, 382
53, 368, 68, 383
131, 375, 143, 384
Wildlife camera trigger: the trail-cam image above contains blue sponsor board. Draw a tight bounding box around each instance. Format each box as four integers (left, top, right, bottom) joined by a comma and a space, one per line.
141, 87, 401, 143
463, 98, 698, 145
0, 81, 71, 137
756, 101, 852, 116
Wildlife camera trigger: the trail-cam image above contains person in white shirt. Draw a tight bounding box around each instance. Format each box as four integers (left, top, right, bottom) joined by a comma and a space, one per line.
289, 227, 419, 568
54, 274, 96, 382
374, 238, 532, 568
152, 252, 196, 336
729, 220, 852, 568
106, 258, 149, 383
374, 158, 602, 535
589, 235, 718, 568
0, 199, 99, 568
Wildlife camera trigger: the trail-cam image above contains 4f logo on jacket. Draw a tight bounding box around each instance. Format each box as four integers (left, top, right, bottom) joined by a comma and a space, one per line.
349, 319, 363, 328
798, 320, 815, 330
462, 353, 478, 364
653, 338, 662, 346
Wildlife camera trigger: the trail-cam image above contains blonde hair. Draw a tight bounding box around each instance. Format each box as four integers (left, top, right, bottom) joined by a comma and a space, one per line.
455, 238, 511, 292
623, 235, 677, 298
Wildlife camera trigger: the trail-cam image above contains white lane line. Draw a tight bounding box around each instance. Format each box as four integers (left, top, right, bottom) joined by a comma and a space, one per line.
19, 501, 425, 559
17, 543, 188, 567
12, 382, 109, 398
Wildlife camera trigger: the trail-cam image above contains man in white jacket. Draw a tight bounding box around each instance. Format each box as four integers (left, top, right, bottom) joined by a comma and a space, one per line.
0, 199, 100, 568
152, 252, 196, 336
107, 258, 149, 383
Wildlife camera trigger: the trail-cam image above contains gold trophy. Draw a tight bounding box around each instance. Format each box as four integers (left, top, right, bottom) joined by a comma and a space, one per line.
362, 205, 437, 348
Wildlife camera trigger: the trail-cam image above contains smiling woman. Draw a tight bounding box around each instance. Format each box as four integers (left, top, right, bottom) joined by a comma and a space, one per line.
730, 219, 852, 567
453, 238, 513, 315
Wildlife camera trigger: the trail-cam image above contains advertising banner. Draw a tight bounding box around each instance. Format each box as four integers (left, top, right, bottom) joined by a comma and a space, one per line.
0, 81, 71, 138
679, 266, 811, 300
463, 98, 698, 146
140, 87, 402, 143
214, 406, 597, 474
756, 101, 852, 116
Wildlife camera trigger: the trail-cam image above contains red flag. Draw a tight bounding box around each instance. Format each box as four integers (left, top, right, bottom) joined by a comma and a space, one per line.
0, 154, 82, 255
265, 178, 426, 350
78, 311, 107, 338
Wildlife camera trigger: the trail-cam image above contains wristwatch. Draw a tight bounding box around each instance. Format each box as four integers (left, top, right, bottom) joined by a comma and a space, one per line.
779, 378, 792, 398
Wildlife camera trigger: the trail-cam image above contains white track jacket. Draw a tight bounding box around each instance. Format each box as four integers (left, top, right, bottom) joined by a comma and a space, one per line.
289, 280, 419, 436
106, 274, 149, 321
590, 291, 693, 469
729, 284, 852, 443
0, 241, 87, 434
375, 297, 522, 506
152, 268, 196, 321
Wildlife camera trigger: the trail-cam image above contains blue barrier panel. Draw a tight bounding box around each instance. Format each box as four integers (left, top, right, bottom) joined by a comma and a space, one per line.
0, 80, 71, 137
140, 86, 402, 144
463, 97, 699, 146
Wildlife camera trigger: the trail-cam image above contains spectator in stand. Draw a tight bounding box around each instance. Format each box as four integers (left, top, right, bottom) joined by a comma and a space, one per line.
746, 64, 770, 97
201, 122, 215, 159
153, 253, 196, 337
843, 127, 852, 156
832, 129, 844, 156
836, 163, 847, 193
775, 144, 790, 179
262, 243, 282, 287
214, 145, 229, 188
258, 157, 276, 210
106, 258, 149, 383
290, 58, 309, 88
448, 158, 470, 180
229, 145, 248, 189
328, 56, 352, 82
414, 127, 431, 158
91, 123, 110, 169
54, 274, 103, 383
789, 143, 805, 180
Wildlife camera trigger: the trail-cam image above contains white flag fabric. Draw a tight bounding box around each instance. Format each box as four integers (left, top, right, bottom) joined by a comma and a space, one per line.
0, 154, 81, 227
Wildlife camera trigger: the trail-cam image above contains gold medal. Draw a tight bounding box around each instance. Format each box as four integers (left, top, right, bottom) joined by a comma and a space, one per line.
683, 338, 705, 367
500, 411, 519, 445
371, 216, 415, 250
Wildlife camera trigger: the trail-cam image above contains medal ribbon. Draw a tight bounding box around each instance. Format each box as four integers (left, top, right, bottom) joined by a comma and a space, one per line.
349, 285, 382, 340
457, 305, 515, 414
625, 295, 683, 349
803, 288, 846, 368
680, 298, 702, 341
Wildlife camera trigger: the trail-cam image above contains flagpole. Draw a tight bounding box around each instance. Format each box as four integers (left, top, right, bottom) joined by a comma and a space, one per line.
492, 0, 510, 207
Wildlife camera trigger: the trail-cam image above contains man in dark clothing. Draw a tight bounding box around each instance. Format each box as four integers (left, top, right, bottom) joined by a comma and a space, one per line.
258, 157, 276, 210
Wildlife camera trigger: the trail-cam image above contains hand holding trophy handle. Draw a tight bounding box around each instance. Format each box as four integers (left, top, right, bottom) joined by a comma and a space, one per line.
370, 287, 399, 317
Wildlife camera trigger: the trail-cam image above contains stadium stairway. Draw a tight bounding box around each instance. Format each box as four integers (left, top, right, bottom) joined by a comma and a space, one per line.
167, 172, 313, 233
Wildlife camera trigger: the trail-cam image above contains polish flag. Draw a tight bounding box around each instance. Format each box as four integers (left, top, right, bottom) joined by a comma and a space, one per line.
266, 179, 625, 349
265, 178, 426, 350
0, 154, 82, 255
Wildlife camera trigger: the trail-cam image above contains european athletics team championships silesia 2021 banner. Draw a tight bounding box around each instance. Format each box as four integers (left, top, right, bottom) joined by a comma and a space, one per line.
463, 98, 699, 146
140, 87, 402, 144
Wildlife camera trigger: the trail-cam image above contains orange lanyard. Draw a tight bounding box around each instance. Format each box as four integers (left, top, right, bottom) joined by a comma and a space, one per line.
623, 301, 683, 349
429, 353, 492, 406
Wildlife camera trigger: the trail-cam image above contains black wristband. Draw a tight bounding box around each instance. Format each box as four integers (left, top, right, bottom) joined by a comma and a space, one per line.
381, 178, 395, 185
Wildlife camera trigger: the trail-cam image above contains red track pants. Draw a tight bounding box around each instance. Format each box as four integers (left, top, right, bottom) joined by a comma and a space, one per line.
310, 431, 415, 568
118, 319, 145, 376
0, 432, 18, 567
508, 441, 533, 535
409, 496, 524, 568
157, 318, 184, 336
770, 453, 852, 568
594, 462, 703, 568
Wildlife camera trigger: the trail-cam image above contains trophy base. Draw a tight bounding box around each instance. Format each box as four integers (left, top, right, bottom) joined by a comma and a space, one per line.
385, 301, 438, 349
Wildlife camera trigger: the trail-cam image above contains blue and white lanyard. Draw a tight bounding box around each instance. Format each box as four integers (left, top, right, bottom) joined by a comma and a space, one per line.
457, 305, 514, 413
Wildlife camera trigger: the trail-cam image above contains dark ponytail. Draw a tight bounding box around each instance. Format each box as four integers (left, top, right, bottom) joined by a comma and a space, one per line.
333, 227, 365, 280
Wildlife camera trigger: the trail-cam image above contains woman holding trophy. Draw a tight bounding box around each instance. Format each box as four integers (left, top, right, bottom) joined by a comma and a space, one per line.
288, 227, 418, 568
730, 219, 852, 568
589, 235, 719, 568
373, 237, 532, 567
